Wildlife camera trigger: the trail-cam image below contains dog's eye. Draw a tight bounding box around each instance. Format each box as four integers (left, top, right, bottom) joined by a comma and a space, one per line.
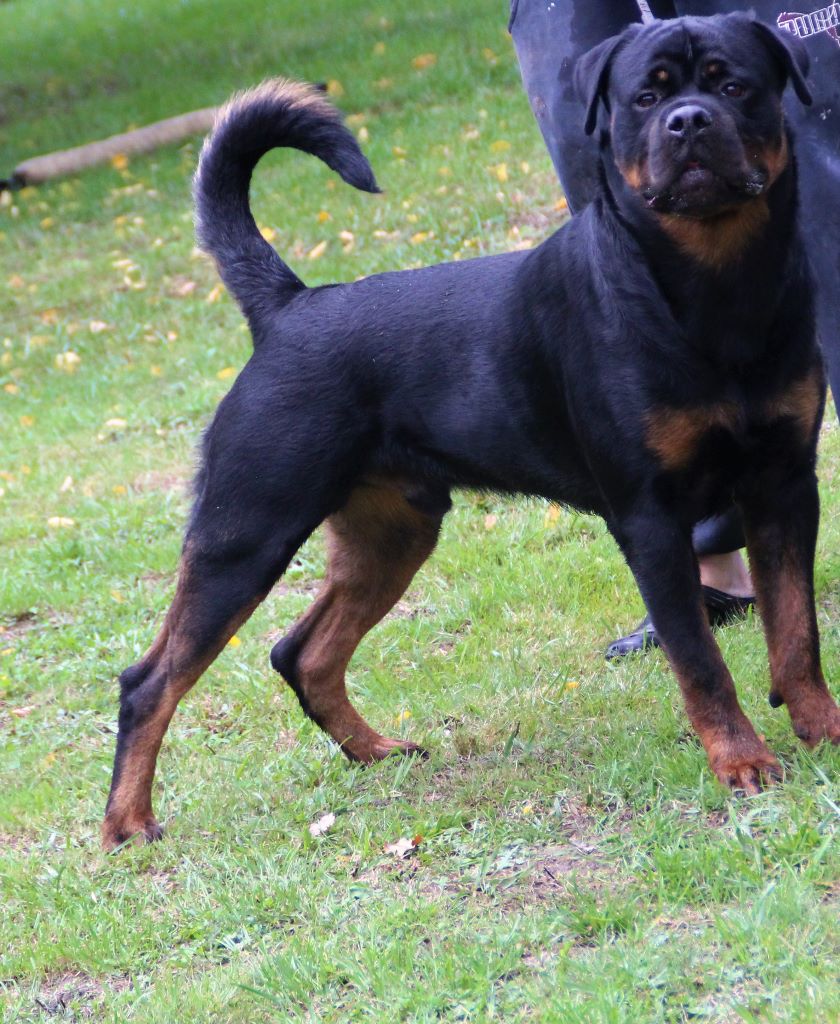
636, 92, 658, 109
722, 82, 745, 98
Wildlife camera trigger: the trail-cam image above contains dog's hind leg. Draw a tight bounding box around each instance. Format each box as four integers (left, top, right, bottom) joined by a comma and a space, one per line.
102, 520, 306, 850
271, 479, 449, 762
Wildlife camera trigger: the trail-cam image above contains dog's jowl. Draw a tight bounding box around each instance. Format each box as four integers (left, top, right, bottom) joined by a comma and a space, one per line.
102, 14, 839, 849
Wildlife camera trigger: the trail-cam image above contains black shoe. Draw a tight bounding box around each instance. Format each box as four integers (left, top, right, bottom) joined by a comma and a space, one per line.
604, 586, 755, 661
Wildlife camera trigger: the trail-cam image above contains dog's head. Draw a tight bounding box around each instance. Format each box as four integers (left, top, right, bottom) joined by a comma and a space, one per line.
575, 14, 810, 218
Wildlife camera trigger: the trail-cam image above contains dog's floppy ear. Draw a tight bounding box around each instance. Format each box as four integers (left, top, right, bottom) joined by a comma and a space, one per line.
575, 25, 642, 136
752, 20, 812, 106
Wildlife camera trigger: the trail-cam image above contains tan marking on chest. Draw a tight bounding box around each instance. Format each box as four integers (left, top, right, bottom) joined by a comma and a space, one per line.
656, 197, 769, 270
645, 402, 741, 470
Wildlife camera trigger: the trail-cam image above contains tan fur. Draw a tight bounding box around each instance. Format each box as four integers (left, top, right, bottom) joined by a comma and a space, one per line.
101, 553, 264, 849
762, 366, 823, 441
213, 77, 335, 134
619, 163, 644, 189
645, 402, 740, 470
656, 198, 770, 270
283, 479, 442, 762
746, 540, 840, 748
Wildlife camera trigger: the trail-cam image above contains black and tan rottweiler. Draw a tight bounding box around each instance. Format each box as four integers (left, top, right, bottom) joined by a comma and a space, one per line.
102, 13, 840, 849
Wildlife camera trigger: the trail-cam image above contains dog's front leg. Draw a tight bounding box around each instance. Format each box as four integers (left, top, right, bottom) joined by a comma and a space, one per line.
739, 469, 840, 748
612, 508, 781, 793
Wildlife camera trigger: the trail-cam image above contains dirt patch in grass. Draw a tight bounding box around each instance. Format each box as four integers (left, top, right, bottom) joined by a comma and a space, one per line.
132, 468, 189, 494
0, 610, 74, 638
33, 971, 132, 1018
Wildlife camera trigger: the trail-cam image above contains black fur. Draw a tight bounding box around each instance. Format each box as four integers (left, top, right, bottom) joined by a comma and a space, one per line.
108, 14, 839, 828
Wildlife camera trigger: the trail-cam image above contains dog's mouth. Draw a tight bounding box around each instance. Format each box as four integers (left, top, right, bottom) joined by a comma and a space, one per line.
642, 159, 767, 217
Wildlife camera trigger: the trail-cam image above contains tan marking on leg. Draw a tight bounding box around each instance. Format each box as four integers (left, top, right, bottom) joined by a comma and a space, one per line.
762, 365, 825, 442
669, 649, 781, 793
102, 562, 264, 850
756, 549, 840, 748
285, 481, 442, 762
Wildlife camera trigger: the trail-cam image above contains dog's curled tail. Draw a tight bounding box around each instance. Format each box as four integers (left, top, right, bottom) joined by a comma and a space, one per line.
194, 78, 380, 327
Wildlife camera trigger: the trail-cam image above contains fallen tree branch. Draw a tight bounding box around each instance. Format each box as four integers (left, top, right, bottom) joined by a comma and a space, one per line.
1, 106, 218, 190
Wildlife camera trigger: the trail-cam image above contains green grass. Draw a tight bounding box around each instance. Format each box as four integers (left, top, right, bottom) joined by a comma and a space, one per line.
1, 0, 839, 1020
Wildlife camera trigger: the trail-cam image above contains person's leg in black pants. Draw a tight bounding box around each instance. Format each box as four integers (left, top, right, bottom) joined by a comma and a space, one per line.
509, 0, 759, 657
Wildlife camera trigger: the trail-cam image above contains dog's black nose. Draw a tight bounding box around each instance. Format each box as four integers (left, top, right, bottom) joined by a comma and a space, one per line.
666, 104, 712, 139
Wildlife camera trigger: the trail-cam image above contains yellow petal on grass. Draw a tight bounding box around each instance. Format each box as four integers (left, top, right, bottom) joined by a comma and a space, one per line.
3, 383, 19, 395
55, 351, 81, 373
410, 231, 432, 245
565, 681, 580, 691
307, 239, 328, 260
490, 139, 511, 153
110, 153, 129, 171
316, 210, 331, 224
412, 52, 437, 70
112, 484, 127, 495
1, 647, 14, 656
205, 283, 224, 303
396, 709, 412, 724
392, 145, 408, 158
216, 366, 236, 380
8, 274, 25, 290
259, 225, 277, 242
554, 197, 569, 212
357, 126, 370, 143
492, 163, 509, 183
326, 79, 344, 97
150, 365, 163, 377
522, 802, 534, 815
110, 590, 124, 603
40, 217, 54, 229
47, 516, 76, 529
544, 504, 561, 527
39, 308, 59, 325
227, 635, 242, 648
373, 41, 386, 56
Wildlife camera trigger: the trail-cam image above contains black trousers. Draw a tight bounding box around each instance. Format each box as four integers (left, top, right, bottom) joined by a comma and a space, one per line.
510, 0, 840, 557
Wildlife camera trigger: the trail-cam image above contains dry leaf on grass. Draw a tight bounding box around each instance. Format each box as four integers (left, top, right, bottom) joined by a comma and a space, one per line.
384, 835, 422, 859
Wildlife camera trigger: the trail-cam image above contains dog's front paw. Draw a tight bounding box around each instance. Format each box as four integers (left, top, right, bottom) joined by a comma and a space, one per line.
707, 733, 782, 795
101, 815, 164, 852
788, 690, 840, 748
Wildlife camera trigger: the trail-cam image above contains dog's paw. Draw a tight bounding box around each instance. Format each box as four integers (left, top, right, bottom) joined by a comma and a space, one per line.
708, 735, 782, 795
346, 736, 429, 764
101, 815, 164, 852
789, 692, 840, 748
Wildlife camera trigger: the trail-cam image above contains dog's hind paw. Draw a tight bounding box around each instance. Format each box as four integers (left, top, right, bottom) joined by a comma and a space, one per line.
101, 815, 164, 852
346, 736, 429, 764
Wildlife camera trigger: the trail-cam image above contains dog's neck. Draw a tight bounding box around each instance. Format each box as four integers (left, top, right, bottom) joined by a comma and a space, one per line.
597, 136, 805, 362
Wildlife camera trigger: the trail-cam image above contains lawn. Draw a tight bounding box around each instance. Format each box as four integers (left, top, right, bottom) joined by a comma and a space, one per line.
1, 0, 839, 1021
